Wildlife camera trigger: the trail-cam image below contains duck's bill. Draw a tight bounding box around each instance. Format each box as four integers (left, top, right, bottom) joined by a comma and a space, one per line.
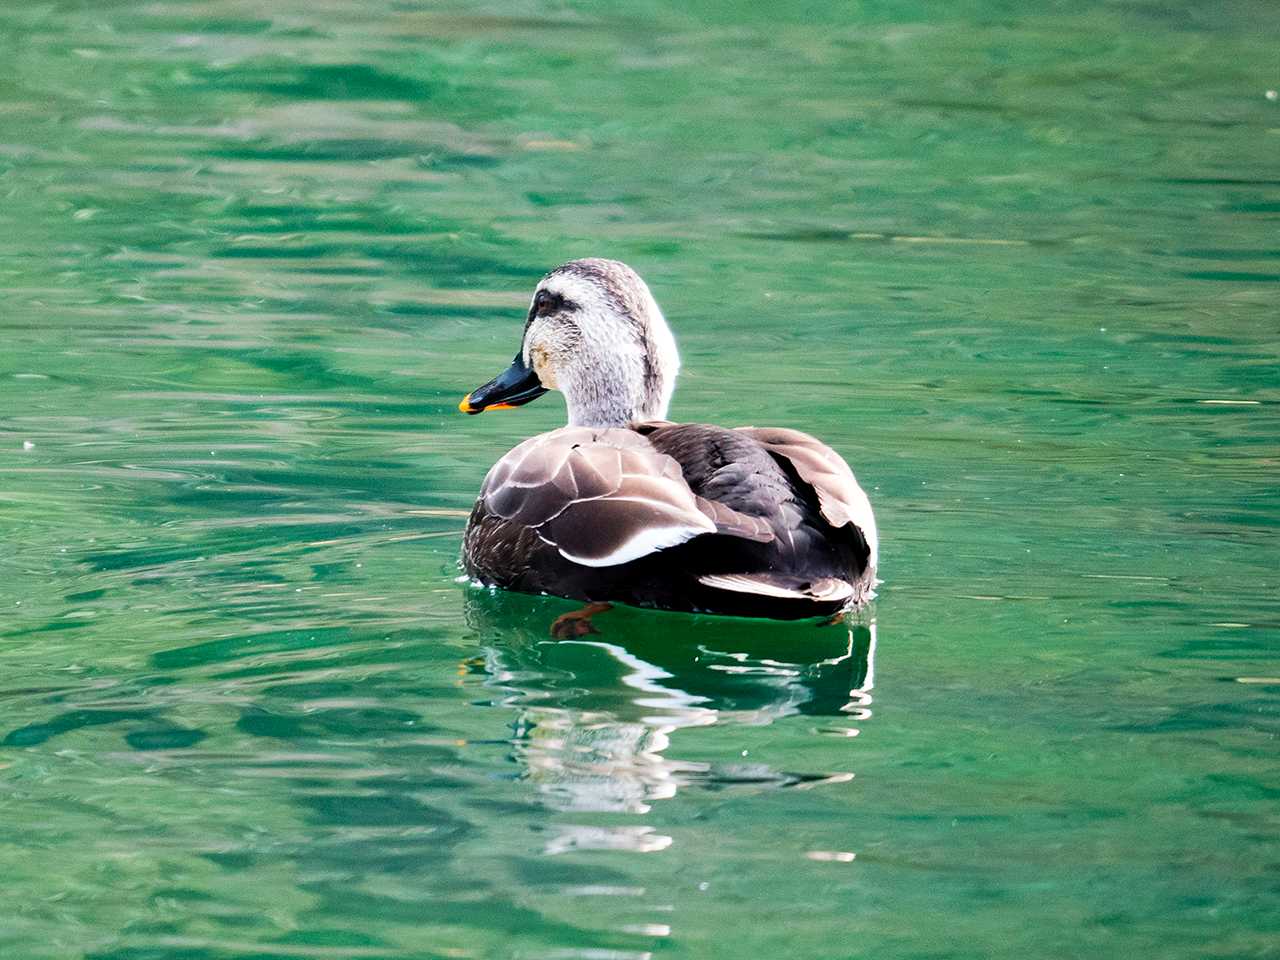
459, 354, 549, 414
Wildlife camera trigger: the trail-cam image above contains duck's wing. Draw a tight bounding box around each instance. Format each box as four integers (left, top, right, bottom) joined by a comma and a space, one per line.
734, 426, 879, 570
479, 427, 770, 569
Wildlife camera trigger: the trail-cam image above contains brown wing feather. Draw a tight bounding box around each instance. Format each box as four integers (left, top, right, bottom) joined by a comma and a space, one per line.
478, 427, 728, 568
692, 495, 775, 542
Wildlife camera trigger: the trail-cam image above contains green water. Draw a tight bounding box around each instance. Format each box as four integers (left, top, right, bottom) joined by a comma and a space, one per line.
2, 1, 1278, 957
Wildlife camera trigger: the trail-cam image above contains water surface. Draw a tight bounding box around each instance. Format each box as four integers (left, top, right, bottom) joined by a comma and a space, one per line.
1, 2, 1278, 958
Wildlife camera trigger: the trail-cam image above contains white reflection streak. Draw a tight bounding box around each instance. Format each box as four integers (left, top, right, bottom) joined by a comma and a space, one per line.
543, 825, 673, 856
561, 640, 717, 728
521, 641, 715, 821
838, 621, 876, 721
860, 621, 877, 693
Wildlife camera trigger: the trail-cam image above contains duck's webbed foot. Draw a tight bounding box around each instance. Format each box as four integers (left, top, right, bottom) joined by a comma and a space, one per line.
550, 602, 614, 639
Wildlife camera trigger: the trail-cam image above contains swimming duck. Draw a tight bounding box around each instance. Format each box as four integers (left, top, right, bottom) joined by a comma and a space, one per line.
459, 258, 877, 621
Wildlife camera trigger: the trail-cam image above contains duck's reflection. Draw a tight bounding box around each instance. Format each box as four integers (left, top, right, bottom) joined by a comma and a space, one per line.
465, 591, 877, 827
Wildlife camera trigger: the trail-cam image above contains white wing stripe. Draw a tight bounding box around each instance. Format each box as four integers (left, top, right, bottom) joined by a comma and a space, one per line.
558, 524, 708, 568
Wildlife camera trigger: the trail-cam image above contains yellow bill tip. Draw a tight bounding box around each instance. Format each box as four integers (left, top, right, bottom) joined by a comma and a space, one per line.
460, 395, 518, 414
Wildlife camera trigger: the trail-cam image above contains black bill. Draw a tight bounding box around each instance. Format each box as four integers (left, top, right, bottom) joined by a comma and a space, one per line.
459, 353, 549, 414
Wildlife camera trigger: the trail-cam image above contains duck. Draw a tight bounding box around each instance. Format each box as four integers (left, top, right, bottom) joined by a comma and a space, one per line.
459, 258, 877, 622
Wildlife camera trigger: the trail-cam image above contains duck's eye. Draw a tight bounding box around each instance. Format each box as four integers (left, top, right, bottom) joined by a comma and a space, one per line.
533, 291, 565, 317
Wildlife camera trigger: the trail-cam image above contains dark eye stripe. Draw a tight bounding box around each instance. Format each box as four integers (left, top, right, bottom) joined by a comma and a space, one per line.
527, 290, 574, 325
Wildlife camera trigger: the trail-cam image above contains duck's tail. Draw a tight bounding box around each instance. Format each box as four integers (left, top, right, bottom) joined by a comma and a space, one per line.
696, 572, 855, 618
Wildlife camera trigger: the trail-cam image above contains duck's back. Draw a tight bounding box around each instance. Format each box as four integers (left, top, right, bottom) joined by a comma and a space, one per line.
462, 423, 876, 618
635, 422, 852, 575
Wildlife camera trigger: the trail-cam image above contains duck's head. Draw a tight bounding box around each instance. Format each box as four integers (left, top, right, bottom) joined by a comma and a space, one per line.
460, 258, 680, 428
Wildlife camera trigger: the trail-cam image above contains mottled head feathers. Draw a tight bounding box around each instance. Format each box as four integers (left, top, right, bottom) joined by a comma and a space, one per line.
522, 259, 680, 427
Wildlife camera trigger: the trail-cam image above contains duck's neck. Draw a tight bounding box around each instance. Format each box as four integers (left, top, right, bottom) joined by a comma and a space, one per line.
566, 396, 636, 428
563, 353, 670, 428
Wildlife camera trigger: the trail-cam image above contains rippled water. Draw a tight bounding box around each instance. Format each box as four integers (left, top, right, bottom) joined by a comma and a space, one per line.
1, 2, 1277, 957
